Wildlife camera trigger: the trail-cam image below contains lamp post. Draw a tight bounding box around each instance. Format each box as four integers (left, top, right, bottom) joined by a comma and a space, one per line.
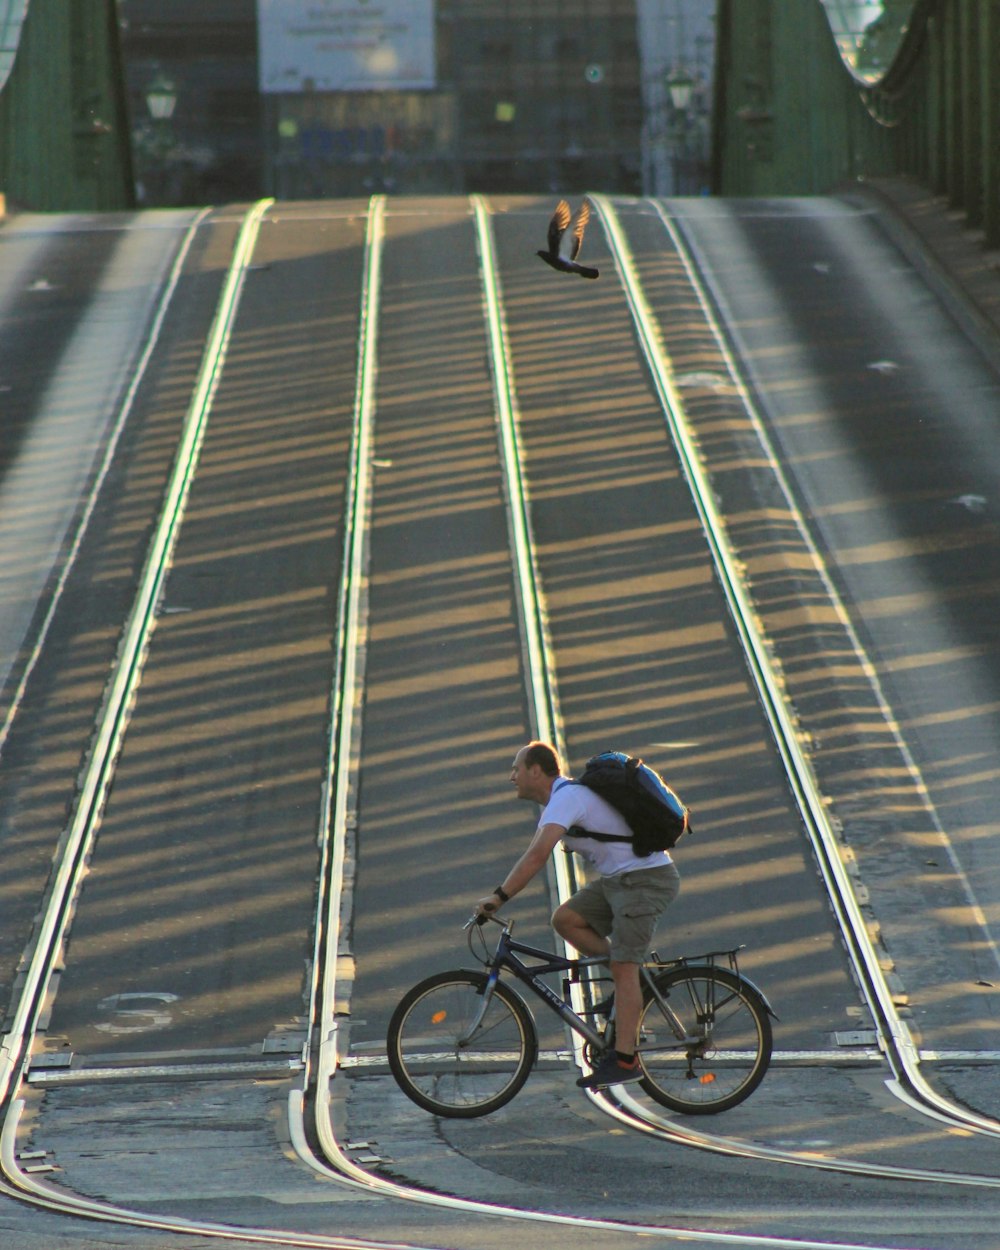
667, 67, 694, 112
666, 68, 694, 194
146, 76, 177, 123
144, 75, 177, 203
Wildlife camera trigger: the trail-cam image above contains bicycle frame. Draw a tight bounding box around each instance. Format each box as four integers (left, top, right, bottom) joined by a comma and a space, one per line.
460, 921, 760, 1054
389, 920, 776, 1118
462, 927, 610, 1051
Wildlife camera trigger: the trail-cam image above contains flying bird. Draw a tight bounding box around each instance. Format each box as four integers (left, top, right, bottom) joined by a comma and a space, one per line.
536, 199, 599, 279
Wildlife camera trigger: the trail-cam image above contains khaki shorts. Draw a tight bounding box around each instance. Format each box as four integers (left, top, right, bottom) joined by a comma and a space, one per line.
564, 863, 681, 963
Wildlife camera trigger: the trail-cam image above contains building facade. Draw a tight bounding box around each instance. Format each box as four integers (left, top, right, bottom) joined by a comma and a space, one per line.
121, 0, 650, 203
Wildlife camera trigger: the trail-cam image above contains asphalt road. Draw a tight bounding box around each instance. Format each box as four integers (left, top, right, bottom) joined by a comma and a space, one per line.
671, 196, 1000, 1060
0, 194, 998, 1249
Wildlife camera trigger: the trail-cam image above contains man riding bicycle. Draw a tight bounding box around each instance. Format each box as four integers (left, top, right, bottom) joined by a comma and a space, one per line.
475, 740, 681, 1089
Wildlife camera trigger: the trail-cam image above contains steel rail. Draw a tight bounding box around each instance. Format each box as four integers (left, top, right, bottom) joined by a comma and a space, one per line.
0, 198, 270, 1112
0, 202, 401, 1250
306, 190, 385, 1169
313, 190, 1000, 1215
659, 198, 1000, 983
278, 200, 990, 1245
469, 196, 562, 751
292, 187, 598, 1193
0, 208, 210, 763
4, 193, 981, 1250
588, 191, 1000, 1146
0, 1098, 441, 1250
469, 193, 583, 931
0, 196, 455, 1250
650, 195, 1000, 1134
0, 191, 876, 1250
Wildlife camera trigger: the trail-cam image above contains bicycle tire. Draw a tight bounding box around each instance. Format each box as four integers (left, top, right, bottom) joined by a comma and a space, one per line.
636, 964, 772, 1114
386, 969, 538, 1118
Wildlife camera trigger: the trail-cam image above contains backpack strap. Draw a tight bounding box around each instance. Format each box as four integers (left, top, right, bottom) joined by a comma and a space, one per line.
562, 780, 633, 845
565, 823, 631, 844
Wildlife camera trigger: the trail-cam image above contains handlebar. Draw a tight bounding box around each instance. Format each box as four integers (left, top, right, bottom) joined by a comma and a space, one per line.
463, 911, 512, 965
463, 910, 504, 931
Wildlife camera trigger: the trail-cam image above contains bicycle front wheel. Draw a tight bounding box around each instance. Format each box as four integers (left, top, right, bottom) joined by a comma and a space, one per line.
637, 965, 772, 1114
386, 970, 538, 1118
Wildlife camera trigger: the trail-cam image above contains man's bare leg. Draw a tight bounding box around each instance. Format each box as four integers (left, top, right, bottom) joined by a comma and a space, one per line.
609, 959, 641, 1055
553, 904, 641, 1057
551, 903, 609, 958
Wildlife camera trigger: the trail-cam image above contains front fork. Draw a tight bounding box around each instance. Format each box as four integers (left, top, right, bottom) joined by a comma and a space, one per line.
460, 963, 610, 1055
456, 967, 502, 1048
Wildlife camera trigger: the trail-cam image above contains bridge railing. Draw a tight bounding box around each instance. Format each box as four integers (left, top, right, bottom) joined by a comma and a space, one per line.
713, 0, 999, 247
0, 0, 133, 211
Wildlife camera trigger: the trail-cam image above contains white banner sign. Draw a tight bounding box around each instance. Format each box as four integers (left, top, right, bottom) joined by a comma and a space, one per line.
258, 1, 436, 94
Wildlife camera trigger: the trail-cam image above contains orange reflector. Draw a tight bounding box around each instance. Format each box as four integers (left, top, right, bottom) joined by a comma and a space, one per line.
699, 1072, 716, 1085
431, 1011, 447, 1023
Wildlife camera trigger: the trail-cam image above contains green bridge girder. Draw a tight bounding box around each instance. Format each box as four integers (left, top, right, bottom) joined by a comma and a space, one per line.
0, 0, 996, 251
0, 0, 133, 212
714, 0, 1000, 247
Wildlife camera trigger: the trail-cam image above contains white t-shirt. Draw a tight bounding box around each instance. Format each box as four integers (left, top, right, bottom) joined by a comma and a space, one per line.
539, 777, 673, 877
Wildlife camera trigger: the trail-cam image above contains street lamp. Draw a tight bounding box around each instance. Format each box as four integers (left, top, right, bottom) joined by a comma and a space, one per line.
666, 68, 695, 195
667, 68, 694, 112
142, 75, 178, 204
145, 76, 177, 122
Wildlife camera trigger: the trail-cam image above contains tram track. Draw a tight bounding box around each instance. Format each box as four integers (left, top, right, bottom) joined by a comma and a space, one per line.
579, 194, 1000, 1164
293, 190, 1000, 1244
0, 192, 545, 1250
595, 195, 1000, 1143
0, 200, 271, 1112
0, 192, 998, 1250
322, 190, 1000, 1191
0, 197, 330, 1244
0, 208, 210, 763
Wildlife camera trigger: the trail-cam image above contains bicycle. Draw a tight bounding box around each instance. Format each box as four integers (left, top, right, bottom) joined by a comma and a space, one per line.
386, 914, 776, 1119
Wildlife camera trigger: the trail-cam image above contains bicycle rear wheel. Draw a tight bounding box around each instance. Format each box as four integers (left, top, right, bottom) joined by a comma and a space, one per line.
387, 970, 537, 1118
637, 965, 772, 1114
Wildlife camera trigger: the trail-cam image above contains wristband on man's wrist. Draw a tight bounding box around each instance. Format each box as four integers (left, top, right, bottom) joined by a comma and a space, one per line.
493, 884, 511, 903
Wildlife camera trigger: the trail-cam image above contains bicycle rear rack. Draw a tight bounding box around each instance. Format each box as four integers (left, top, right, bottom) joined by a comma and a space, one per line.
647, 945, 746, 975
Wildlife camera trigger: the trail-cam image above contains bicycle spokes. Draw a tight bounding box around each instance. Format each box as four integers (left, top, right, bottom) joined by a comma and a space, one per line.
636, 966, 772, 1114
387, 927, 773, 1117
387, 970, 538, 1118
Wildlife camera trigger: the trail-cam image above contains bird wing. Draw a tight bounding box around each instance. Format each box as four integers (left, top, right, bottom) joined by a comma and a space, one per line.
569, 201, 590, 261
548, 200, 571, 256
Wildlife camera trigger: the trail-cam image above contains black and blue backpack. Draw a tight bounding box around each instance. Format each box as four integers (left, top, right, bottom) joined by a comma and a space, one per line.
567, 751, 690, 857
